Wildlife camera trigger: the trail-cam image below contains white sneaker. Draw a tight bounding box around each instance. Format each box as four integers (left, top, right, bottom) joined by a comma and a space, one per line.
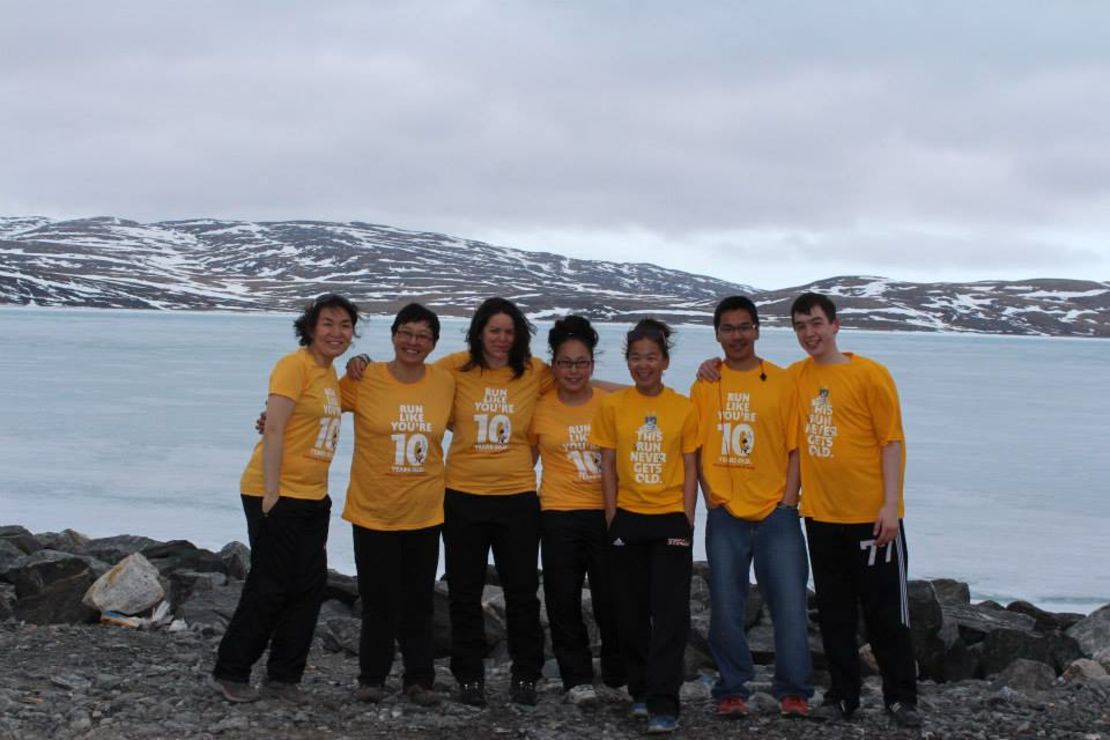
566, 684, 598, 706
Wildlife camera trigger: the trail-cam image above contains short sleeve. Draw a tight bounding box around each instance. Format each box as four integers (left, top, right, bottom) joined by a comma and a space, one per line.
589, 396, 618, 449
866, 362, 905, 445
688, 381, 709, 445
534, 359, 555, 395
268, 353, 305, 402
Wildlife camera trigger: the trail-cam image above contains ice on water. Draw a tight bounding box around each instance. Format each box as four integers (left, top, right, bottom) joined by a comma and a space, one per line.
2, 307, 1107, 613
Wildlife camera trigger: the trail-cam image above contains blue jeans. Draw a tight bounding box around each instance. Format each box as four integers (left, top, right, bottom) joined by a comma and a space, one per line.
706, 504, 813, 700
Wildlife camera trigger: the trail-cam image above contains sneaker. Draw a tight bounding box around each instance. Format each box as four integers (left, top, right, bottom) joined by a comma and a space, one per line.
510, 678, 538, 706
630, 701, 649, 718
780, 695, 810, 718
647, 714, 678, 734
262, 680, 308, 705
887, 702, 923, 728
212, 677, 259, 703
405, 684, 441, 707
354, 683, 385, 703
715, 695, 748, 718
566, 684, 598, 706
810, 698, 858, 722
458, 680, 486, 707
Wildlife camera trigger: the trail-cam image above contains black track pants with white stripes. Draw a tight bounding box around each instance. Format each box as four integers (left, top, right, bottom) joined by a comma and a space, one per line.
805, 519, 917, 708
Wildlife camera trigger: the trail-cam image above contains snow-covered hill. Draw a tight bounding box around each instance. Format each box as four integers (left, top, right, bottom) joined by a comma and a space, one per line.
1, 216, 1107, 336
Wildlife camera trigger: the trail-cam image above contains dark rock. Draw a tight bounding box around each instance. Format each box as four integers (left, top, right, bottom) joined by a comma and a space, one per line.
317, 615, 361, 656
167, 569, 228, 608
0, 525, 42, 555
0, 582, 15, 620
78, 534, 161, 564
218, 541, 250, 580
1067, 604, 1110, 658
908, 579, 947, 680
930, 578, 971, 605
175, 581, 243, 633
944, 601, 1036, 645
980, 627, 1082, 676
32, 529, 89, 553
1006, 600, 1084, 633
691, 560, 710, 583
3, 550, 99, 624
0, 539, 25, 572
688, 611, 712, 666
682, 641, 714, 678
323, 569, 359, 606
989, 658, 1056, 692
140, 540, 225, 575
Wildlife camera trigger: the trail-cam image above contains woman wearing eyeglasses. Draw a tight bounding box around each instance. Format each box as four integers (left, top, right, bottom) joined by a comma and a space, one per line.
528, 315, 624, 705
340, 303, 455, 707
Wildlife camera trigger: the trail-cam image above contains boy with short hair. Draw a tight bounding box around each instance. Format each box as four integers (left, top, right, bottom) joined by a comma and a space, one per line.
789, 292, 920, 729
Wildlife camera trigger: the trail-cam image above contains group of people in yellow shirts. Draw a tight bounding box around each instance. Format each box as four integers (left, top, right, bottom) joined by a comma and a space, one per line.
210, 290, 922, 734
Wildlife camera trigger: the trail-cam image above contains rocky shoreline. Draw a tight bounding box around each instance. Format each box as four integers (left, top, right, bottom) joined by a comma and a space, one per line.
2, 524, 1108, 739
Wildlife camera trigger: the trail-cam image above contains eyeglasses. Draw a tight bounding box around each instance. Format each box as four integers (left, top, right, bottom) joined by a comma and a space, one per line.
396, 329, 435, 344
718, 323, 757, 335
554, 359, 593, 370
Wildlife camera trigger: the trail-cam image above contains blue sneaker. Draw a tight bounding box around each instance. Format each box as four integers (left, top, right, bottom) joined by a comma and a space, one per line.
647, 714, 677, 734
630, 701, 649, 718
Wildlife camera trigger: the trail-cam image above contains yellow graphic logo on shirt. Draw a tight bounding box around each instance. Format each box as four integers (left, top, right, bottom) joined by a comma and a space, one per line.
805, 387, 837, 458
630, 415, 665, 484
473, 387, 514, 452
308, 387, 341, 461
715, 391, 757, 467
390, 403, 432, 474
563, 423, 601, 480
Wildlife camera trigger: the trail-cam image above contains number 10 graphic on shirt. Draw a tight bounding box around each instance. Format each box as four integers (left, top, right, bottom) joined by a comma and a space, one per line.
473, 414, 511, 449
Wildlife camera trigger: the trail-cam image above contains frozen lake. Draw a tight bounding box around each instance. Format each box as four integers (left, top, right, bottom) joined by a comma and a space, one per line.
1, 306, 1107, 613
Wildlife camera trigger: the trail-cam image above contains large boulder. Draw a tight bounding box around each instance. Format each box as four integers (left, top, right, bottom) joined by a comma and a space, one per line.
78, 535, 161, 564
175, 581, 244, 634
316, 599, 360, 655
0, 540, 25, 572
929, 578, 971, 605
1061, 658, 1108, 682
32, 529, 89, 553
2, 550, 100, 624
324, 569, 360, 606
1067, 604, 1110, 658
1006, 600, 1084, 633
0, 583, 15, 620
943, 601, 1036, 645
167, 569, 228, 608
83, 552, 165, 615
980, 628, 1082, 676
0, 525, 42, 555
218, 542, 250, 580
989, 658, 1056, 692
140, 540, 225, 575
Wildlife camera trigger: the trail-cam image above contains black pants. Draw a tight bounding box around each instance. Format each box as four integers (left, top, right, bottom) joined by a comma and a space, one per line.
609, 509, 692, 717
214, 495, 331, 684
805, 518, 917, 708
541, 509, 625, 690
443, 489, 543, 683
352, 523, 441, 689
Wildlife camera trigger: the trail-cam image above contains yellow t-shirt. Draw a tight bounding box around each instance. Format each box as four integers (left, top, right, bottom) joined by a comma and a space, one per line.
528, 389, 608, 511
690, 362, 799, 521
240, 348, 342, 500
339, 363, 456, 531
589, 386, 700, 515
790, 353, 906, 523
436, 351, 554, 495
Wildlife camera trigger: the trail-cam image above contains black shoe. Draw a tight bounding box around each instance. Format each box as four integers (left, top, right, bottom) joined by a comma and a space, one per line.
887, 702, 922, 728
510, 679, 538, 706
458, 680, 486, 707
810, 698, 858, 722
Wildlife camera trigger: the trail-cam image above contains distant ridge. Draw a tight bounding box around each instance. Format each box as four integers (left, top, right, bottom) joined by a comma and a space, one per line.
1, 216, 1107, 337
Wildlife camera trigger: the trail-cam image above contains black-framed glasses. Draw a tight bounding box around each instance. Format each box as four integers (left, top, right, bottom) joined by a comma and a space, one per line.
554, 359, 593, 370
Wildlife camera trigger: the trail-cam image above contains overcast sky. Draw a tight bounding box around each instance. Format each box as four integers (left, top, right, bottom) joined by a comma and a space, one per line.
2, 1, 1108, 289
